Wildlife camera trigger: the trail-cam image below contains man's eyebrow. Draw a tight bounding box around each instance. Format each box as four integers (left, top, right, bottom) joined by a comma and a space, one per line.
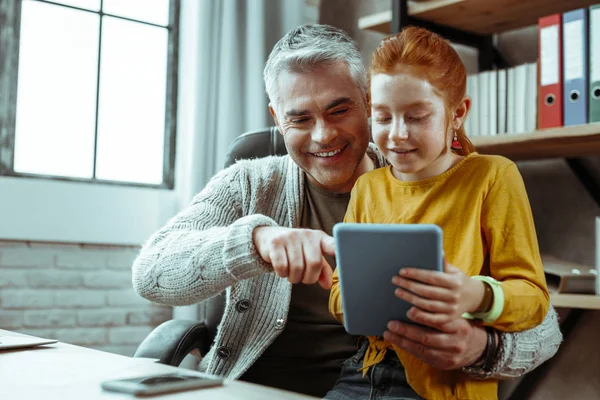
285, 108, 310, 118
284, 97, 355, 118
326, 97, 354, 110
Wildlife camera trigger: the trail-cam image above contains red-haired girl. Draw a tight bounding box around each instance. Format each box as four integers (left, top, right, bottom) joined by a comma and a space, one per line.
327, 27, 549, 400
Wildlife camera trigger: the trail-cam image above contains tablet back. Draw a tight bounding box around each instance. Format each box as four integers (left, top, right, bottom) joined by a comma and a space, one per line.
333, 223, 443, 336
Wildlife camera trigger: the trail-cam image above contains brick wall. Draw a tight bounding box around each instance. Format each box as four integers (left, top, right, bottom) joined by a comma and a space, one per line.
0, 240, 172, 357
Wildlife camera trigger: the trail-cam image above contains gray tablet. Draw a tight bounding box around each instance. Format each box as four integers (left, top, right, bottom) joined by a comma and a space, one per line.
333, 223, 443, 336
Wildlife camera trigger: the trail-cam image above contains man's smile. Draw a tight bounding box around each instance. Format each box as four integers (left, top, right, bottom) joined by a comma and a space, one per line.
310, 144, 348, 158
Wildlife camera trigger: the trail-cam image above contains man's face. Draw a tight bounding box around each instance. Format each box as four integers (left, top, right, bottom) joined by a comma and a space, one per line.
270, 62, 370, 193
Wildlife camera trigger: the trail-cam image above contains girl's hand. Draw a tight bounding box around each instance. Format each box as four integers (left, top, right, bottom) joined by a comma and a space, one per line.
392, 258, 485, 325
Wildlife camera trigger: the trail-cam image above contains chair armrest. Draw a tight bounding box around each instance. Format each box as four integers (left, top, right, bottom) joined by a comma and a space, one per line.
133, 319, 209, 366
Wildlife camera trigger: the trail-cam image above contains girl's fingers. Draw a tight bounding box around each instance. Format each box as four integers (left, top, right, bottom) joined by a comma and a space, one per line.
398, 268, 459, 289
406, 307, 454, 328
395, 288, 454, 313
392, 276, 457, 302
444, 262, 463, 275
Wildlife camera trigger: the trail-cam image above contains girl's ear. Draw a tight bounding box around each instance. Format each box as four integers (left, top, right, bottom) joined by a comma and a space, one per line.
453, 97, 470, 130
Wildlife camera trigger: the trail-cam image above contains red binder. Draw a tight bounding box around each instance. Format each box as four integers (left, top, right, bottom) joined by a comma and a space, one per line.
538, 14, 563, 129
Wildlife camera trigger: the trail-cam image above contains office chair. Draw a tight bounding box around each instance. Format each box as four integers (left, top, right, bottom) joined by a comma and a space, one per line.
133, 127, 286, 366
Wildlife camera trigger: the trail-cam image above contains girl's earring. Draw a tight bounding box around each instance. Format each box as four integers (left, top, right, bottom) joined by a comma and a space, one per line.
451, 130, 462, 151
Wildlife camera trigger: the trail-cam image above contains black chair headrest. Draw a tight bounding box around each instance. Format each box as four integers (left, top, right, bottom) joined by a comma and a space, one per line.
224, 126, 287, 168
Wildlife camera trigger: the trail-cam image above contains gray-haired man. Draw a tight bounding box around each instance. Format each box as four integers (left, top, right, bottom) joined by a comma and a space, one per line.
133, 24, 561, 397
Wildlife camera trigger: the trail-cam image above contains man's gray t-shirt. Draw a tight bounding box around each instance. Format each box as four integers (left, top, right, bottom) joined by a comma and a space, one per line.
240, 177, 360, 396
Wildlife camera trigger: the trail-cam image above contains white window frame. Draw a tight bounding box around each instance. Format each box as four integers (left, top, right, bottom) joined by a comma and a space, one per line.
0, 0, 181, 245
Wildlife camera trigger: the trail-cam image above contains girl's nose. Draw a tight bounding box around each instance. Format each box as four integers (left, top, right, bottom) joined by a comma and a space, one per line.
389, 120, 408, 141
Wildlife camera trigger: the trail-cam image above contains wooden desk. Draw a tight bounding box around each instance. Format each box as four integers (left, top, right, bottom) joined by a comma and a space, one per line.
0, 330, 316, 400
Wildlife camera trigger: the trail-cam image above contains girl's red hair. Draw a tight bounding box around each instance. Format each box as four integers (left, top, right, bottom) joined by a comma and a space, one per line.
370, 26, 475, 155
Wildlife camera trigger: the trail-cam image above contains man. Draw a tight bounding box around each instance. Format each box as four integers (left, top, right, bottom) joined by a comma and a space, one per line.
133, 24, 561, 397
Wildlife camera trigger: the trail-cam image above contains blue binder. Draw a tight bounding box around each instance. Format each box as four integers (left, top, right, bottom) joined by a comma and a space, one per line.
562, 8, 589, 126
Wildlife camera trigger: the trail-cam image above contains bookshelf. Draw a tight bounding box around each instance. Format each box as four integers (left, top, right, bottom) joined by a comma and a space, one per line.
359, 1, 600, 311
359, 2, 600, 164
358, 0, 600, 35
470, 124, 600, 161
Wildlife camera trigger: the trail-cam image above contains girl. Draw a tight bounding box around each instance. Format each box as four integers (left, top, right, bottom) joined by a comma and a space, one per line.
327, 27, 549, 400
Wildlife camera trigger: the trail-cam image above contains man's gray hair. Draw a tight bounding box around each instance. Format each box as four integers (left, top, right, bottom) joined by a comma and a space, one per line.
264, 24, 367, 106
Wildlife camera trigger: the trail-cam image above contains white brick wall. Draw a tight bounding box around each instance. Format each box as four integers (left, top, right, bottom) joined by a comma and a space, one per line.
0, 240, 173, 357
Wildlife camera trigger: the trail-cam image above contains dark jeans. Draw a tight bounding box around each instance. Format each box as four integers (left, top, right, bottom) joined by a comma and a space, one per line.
324, 338, 424, 400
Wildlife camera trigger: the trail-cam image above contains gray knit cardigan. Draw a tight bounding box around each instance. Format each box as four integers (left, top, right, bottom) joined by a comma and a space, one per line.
132, 145, 562, 380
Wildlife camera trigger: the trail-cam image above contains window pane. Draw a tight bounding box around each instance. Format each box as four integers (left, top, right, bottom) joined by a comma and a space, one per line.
14, 1, 99, 178
103, 0, 170, 26
95, 17, 168, 185
44, 0, 101, 11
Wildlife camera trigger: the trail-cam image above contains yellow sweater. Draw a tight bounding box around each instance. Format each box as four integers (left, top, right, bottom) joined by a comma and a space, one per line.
329, 153, 549, 400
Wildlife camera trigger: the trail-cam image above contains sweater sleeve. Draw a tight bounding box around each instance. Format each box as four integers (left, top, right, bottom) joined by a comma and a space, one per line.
132, 164, 278, 306
481, 163, 550, 331
463, 305, 562, 379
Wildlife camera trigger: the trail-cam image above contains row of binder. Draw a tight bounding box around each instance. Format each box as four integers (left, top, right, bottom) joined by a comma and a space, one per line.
538, 5, 600, 129
464, 64, 537, 137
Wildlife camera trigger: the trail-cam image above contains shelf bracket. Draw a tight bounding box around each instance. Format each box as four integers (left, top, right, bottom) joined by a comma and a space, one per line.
565, 158, 600, 208
391, 0, 409, 34
390, 0, 501, 71
493, 47, 510, 70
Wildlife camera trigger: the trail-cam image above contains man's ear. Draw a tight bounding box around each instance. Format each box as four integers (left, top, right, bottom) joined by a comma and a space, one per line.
453, 97, 470, 130
365, 91, 371, 118
269, 104, 283, 135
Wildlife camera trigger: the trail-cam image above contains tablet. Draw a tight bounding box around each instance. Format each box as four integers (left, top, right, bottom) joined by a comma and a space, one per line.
333, 223, 443, 336
0, 335, 58, 350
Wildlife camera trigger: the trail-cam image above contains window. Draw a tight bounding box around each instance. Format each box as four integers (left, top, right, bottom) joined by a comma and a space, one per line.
0, 0, 180, 245
0, 0, 179, 188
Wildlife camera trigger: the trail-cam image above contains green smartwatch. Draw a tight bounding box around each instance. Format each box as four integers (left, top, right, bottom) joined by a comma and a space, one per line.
463, 276, 504, 323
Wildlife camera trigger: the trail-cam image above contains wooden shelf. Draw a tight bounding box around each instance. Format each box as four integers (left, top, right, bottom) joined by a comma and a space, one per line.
359, 0, 600, 35
542, 255, 598, 309
550, 293, 600, 310
470, 123, 600, 161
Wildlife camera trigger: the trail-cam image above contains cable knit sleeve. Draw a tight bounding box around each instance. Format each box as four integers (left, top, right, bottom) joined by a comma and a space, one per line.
463, 306, 562, 379
132, 164, 278, 306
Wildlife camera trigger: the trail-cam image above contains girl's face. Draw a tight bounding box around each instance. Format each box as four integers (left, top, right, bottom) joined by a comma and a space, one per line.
370, 71, 461, 182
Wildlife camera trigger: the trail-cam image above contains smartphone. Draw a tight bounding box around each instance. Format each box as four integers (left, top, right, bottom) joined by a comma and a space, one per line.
101, 372, 224, 396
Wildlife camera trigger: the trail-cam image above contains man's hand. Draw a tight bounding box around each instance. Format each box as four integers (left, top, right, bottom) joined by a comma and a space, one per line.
383, 316, 487, 370
253, 226, 335, 289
